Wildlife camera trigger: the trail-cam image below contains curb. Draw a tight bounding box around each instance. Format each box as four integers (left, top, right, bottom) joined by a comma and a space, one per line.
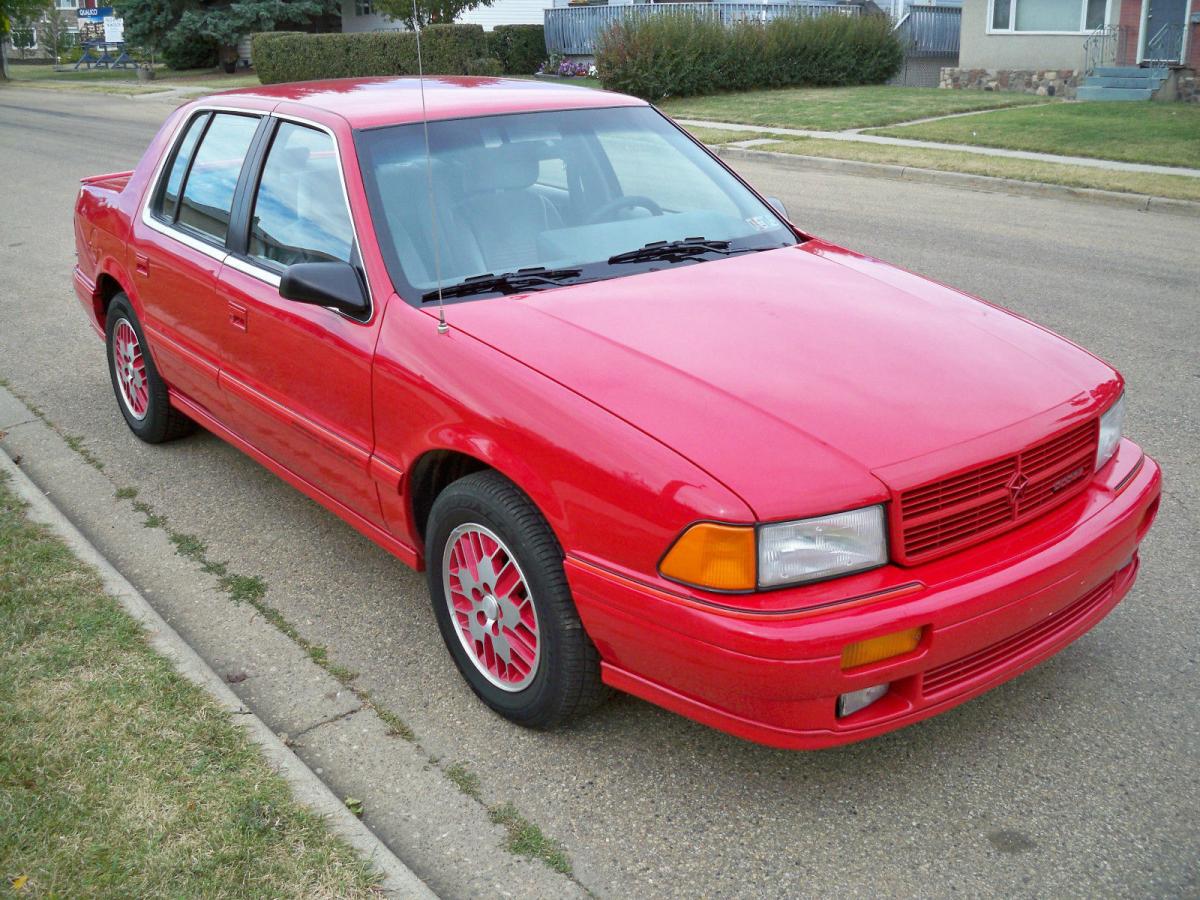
710, 144, 1200, 218
0, 448, 437, 900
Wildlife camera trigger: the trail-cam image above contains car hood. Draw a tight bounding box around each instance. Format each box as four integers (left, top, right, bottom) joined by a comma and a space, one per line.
439, 241, 1119, 520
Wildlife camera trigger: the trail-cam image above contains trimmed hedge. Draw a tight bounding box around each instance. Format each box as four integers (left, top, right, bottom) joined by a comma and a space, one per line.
595, 13, 904, 101
486, 24, 545, 75
252, 25, 488, 84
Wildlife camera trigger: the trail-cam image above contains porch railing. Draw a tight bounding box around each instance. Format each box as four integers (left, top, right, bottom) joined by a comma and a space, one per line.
893, 4, 960, 58
544, 1, 855, 57
1144, 21, 1185, 65
1083, 24, 1131, 75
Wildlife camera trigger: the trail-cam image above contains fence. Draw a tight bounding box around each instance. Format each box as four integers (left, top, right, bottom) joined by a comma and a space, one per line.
544, 1, 856, 57
893, 4, 960, 57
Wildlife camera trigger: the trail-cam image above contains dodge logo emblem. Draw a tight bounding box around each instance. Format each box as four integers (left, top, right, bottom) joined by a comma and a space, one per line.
1007, 472, 1029, 505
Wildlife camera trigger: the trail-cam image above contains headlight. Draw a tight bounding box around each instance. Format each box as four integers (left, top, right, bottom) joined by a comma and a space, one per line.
758, 505, 887, 588
658, 505, 889, 592
1096, 393, 1125, 470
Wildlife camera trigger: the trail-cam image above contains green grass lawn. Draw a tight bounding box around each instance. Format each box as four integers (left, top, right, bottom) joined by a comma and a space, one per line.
658, 86, 1050, 132
706, 132, 1200, 202
3, 65, 260, 95
0, 473, 378, 898
868, 102, 1200, 169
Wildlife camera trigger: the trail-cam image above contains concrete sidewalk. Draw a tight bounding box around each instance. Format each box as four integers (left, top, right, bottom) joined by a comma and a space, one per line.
675, 118, 1200, 179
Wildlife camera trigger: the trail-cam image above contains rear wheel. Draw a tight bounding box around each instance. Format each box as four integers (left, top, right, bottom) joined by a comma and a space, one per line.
426, 470, 607, 728
105, 294, 195, 443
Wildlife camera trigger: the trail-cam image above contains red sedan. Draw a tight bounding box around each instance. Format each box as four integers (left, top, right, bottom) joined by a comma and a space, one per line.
73, 78, 1160, 748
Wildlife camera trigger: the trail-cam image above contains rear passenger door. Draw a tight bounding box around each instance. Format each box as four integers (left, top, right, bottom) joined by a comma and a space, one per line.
213, 117, 384, 526
135, 111, 265, 417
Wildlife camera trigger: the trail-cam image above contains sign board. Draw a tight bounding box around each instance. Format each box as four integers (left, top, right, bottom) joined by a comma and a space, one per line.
77, 8, 117, 43
103, 16, 124, 43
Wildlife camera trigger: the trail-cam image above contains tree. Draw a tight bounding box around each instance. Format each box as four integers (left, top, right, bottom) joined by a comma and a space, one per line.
174, 0, 336, 70
40, 3, 71, 63
0, 0, 49, 78
121, 0, 193, 68
374, 0, 495, 29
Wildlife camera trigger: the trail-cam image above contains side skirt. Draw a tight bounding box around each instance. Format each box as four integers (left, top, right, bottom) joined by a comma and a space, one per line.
168, 389, 421, 570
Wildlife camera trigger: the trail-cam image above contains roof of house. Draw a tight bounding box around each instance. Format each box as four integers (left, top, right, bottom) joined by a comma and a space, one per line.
217, 77, 643, 129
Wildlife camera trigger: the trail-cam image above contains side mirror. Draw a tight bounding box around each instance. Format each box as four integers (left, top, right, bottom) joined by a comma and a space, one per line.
279, 261, 369, 317
766, 196, 789, 220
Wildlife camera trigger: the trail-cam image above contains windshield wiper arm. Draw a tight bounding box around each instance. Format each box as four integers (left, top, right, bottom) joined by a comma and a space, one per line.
421, 267, 583, 302
607, 238, 734, 266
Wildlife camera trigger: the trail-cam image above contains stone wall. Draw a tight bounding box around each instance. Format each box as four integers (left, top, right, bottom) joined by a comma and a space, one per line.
1177, 70, 1199, 104
939, 67, 1082, 99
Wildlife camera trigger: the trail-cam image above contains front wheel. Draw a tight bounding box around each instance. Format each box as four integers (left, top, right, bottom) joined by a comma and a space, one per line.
426, 471, 607, 728
105, 294, 195, 443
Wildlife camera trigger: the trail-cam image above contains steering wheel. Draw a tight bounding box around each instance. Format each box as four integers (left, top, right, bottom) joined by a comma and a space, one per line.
586, 194, 664, 224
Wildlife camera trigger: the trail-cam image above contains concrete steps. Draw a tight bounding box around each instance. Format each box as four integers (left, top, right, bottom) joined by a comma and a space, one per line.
1077, 66, 1169, 101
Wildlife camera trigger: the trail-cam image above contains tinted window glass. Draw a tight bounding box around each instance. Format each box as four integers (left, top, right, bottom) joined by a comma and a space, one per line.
159, 113, 206, 222
177, 113, 259, 243
249, 123, 354, 268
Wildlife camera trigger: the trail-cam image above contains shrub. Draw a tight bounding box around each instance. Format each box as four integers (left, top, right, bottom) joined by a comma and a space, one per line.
252, 25, 488, 84
465, 56, 504, 76
487, 24, 545, 75
596, 12, 903, 101
162, 28, 219, 70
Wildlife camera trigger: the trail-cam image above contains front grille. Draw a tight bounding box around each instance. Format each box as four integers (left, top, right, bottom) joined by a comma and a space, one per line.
921, 575, 1116, 698
896, 419, 1098, 563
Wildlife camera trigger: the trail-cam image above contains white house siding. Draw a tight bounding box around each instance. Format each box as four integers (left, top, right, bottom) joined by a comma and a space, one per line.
340, 0, 546, 33
458, 0, 547, 28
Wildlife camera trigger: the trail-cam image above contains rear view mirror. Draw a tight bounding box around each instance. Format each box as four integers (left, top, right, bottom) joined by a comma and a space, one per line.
767, 197, 789, 220
279, 262, 369, 317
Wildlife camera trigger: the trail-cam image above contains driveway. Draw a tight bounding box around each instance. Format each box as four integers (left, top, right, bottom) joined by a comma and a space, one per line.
1, 87, 1197, 898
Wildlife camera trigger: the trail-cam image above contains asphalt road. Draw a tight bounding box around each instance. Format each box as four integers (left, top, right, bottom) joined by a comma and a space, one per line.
1, 87, 1197, 898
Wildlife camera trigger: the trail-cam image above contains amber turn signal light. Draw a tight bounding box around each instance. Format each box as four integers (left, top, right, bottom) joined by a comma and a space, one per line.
659, 523, 756, 592
841, 627, 923, 669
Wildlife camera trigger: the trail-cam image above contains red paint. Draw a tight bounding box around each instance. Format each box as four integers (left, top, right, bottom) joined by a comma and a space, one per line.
72, 79, 1161, 748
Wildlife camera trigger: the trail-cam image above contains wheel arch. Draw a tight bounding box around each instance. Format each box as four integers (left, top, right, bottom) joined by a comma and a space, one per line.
406, 439, 569, 557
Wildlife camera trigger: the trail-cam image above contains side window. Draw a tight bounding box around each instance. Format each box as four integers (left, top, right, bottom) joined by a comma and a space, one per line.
248, 123, 354, 269
177, 113, 260, 244
536, 157, 567, 191
595, 128, 739, 218
157, 113, 207, 222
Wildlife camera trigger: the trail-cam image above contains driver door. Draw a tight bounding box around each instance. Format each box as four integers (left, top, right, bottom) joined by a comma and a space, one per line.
214, 118, 384, 525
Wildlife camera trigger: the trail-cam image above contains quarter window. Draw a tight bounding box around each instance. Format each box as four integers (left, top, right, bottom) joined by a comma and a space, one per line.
177, 113, 260, 244
248, 122, 354, 269
157, 113, 207, 222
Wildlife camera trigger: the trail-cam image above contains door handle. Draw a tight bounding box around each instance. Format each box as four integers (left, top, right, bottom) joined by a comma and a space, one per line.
134, 252, 150, 277
228, 301, 248, 332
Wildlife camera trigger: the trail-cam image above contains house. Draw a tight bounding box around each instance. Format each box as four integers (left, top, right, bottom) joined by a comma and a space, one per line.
943, 0, 1199, 100
341, 0, 546, 32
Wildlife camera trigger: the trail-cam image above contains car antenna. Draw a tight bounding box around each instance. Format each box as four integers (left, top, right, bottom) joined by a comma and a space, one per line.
413, 7, 448, 335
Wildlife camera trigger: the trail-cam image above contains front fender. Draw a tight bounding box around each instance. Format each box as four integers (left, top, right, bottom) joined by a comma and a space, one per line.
371, 300, 753, 576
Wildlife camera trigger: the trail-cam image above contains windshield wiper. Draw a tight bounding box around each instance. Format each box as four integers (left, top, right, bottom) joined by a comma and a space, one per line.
607, 238, 735, 266
421, 267, 584, 302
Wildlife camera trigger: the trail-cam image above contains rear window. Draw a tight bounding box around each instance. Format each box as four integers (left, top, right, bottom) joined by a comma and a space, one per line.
176, 113, 260, 244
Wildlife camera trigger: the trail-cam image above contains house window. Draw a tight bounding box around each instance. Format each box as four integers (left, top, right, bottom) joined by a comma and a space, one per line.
989, 0, 1106, 33
355, 0, 373, 15
55, 0, 79, 9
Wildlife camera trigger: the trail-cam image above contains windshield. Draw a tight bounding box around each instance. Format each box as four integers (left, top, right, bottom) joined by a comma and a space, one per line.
355, 106, 797, 303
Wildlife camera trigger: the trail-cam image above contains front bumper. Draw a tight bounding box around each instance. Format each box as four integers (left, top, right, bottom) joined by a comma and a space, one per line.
566, 439, 1161, 749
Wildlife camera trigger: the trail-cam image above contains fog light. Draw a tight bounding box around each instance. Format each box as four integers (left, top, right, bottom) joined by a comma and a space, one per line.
837, 683, 889, 718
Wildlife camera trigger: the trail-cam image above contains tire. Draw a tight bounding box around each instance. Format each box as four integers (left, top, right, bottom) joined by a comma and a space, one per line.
427, 470, 608, 728
105, 294, 195, 443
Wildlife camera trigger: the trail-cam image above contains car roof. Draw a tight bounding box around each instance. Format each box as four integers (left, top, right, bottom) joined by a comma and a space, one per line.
213, 76, 646, 129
